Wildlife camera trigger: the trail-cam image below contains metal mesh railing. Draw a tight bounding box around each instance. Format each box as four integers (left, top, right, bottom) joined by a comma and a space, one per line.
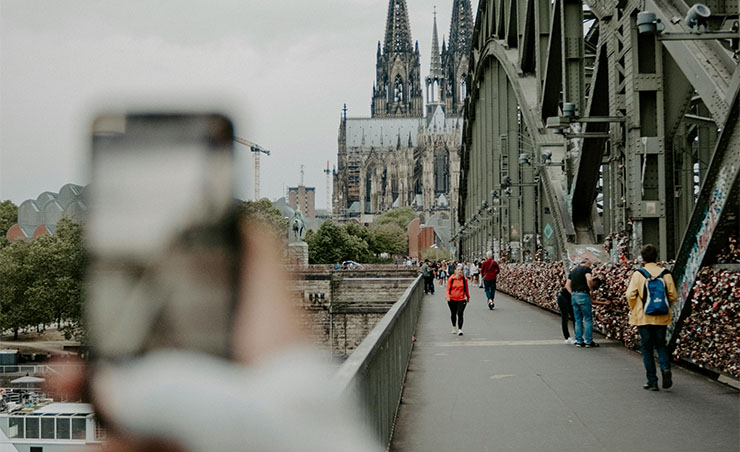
332, 275, 423, 449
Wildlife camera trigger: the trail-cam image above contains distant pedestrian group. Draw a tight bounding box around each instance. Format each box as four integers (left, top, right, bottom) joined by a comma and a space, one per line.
425, 244, 679, 392
421, 253, 501, 337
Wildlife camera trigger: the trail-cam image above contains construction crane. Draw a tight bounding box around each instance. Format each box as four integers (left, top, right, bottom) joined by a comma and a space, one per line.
323, 160, 332, 215
233, 137, 270, 201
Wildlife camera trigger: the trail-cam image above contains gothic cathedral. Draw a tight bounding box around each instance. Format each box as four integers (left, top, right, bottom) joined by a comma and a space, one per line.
334, 0, 473, 245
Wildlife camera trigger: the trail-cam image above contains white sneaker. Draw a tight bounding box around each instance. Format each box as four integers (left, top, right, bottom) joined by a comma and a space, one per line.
457, 329, 464, 336
452, 327, 457, 334
565, 337, 576, 345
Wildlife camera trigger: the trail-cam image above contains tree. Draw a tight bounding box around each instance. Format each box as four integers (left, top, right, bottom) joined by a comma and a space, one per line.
344, 221, 371, 243
239, 199, 289, 237
0, 239, 34, 339
421, 247, 450, 262
369, 222, 407, 256
48, 219, 85, 339
375, 207, 415, 230
0, 200, 18, 247
0, 218, 86, 340
305, 221, 371, 264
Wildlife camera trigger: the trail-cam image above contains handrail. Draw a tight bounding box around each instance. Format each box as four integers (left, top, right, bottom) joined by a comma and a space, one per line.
0, 364, 85, 374
333, 275, 423, 449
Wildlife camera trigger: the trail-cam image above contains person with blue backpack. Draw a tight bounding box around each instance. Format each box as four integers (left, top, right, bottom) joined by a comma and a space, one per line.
626, 244, 679, 391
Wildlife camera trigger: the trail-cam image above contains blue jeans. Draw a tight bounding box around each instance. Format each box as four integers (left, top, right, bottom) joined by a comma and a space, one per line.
571, 292, 593, 344
483, 279, 497, 301
637, 325, 670, 385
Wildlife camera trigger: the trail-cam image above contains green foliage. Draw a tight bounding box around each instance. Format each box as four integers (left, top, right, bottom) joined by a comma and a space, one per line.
0, 218, 85, 340
305, 221, 371, 264
375, 207, 415, 230
239, 199, 289, 236
306, 217, 410, 264
421, 247, 450, 262
0, 240, 33, 339
0, 200, 18, 247
369, 222, 407, 256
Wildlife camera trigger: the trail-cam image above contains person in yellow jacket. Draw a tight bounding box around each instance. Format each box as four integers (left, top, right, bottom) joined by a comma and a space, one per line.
625, 244, 679, 391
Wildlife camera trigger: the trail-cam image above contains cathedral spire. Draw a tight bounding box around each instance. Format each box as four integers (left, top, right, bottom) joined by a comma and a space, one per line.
426, 8, 445, 113
372, 0, 423, 118
384, 0, 413, 53
429, 8, 443, 80
448, 0, 474, 55
443, 0, 474, 116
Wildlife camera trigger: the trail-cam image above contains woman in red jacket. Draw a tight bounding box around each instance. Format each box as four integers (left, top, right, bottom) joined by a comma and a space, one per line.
446, 264, 471, 336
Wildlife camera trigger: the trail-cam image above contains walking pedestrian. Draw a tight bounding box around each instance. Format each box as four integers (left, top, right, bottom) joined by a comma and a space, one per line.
463, 262, 470, 281
477, 260, 484, 288
446, 264, 470, 336
625, 244, 679, 391
565, 258, 599, 348
470, 261, 479, 286
438, 261, 448, 286
421, 260, 435, 295
556, 284, 576, 344
480, 251, 500, 309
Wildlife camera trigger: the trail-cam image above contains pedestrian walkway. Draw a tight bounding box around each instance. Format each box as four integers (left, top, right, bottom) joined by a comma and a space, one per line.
390, 283, 739, 451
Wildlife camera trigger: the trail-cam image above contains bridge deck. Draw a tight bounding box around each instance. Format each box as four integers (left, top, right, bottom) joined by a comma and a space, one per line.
390, 283, 739, 451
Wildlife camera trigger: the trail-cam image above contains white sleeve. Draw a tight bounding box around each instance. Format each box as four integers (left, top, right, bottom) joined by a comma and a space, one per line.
94, 348, 384, 452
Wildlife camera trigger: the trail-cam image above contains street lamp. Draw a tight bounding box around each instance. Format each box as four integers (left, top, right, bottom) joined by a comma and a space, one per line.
636, 4, 739, 46
545, 112, 624, 138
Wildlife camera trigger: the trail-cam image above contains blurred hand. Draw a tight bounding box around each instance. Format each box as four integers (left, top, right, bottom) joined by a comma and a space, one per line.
47, 222, 384, 452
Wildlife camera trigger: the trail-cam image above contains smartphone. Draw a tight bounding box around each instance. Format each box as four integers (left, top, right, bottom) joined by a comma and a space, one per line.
86, 113, 240, 363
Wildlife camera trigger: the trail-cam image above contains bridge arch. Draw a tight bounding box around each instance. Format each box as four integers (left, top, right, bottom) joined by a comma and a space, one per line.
457, 0, 740, 345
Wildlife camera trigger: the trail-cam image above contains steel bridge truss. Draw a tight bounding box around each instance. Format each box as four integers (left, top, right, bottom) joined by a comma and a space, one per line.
458, 0, 740, 342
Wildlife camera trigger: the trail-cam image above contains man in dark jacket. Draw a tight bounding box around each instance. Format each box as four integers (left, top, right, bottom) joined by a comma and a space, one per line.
421, 260, 434, 295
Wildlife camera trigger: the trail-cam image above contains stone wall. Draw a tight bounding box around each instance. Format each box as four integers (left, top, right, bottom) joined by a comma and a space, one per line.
292, 268, 418, 358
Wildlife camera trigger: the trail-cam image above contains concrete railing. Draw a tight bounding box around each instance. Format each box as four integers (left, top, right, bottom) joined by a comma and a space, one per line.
332, 275, 423, 449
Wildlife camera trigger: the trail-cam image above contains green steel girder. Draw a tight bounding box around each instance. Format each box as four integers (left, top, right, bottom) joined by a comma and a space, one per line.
540, 0, 563, 122
571, 43, 611, 243
642, 0, 735, 125
463, 0, 738, 274
519, 0, 537, 73
562, 0, 586, 113
670, 82, 740, 346
465, 34, 574, 258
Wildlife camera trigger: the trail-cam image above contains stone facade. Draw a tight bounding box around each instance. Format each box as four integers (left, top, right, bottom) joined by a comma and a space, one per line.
292, 268, 418, 358
333, 0, 473, 228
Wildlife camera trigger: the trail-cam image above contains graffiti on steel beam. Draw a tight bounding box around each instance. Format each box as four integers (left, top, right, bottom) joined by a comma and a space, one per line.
677, 164, 735, 304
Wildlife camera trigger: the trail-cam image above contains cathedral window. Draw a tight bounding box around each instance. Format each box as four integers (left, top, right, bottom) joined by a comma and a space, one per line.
434, 148, 450, 194
365, 165, 375, 214
460, 76, 467, 101
394, 75, 404, 103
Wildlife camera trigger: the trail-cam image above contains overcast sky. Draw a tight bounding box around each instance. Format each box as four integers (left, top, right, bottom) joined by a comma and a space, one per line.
0, 0, 478, 209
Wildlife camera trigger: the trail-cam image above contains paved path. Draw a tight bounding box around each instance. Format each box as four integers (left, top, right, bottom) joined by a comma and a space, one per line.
390, 282, 739, 452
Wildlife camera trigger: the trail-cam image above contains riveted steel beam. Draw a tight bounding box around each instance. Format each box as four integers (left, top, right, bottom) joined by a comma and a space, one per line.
670, 85, 740, 347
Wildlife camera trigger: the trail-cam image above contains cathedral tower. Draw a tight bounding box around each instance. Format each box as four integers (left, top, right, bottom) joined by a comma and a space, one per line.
372, 0, 423, 118
442, 0, 474, 116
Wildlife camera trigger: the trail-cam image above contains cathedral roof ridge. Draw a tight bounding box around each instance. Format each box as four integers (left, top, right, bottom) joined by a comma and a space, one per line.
346, 116, 423, 122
